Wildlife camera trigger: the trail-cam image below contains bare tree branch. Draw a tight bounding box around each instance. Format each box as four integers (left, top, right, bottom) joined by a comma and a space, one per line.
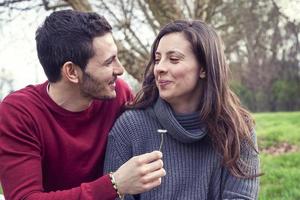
0, 0, 31, 6
145, 0, 182, 26
98, 0, 148, 56
136, 0, 158, 35
63, 0, 92, 12
42, 0, 68, 10
194, 0, 208, 20
182, 0, 193, 18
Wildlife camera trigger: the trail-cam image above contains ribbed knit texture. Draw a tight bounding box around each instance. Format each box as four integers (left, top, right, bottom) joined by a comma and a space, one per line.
104, 98, 259, 200
174, 111, 203, 134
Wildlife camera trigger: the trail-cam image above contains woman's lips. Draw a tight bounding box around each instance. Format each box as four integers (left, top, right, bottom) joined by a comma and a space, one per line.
157, 80, 172, 87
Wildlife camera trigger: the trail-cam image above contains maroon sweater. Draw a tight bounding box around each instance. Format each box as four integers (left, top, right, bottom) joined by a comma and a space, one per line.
0, 79, 132, 200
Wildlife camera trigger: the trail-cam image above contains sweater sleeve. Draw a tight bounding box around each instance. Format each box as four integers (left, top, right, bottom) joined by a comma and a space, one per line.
103, 112, 137, 200
221, 131, 260, 200
0, 102, 117, 200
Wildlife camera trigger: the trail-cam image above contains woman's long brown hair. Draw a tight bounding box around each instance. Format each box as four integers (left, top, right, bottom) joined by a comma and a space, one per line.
128, 20, 259, 178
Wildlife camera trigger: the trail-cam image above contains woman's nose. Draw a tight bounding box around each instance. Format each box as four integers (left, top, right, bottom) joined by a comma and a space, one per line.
154, 61, 167, 74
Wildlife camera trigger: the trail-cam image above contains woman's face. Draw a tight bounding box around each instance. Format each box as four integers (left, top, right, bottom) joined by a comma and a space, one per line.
154, 32, 205, 113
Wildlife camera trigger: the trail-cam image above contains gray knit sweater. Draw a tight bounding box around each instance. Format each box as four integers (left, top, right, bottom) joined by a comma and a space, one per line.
104, 98, 259, 200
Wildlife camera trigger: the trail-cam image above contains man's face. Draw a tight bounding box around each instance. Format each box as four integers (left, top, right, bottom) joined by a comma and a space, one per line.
78, 33, 124, 100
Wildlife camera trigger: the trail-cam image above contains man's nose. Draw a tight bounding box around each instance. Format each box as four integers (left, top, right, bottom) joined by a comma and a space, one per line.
113, 59, 124, 76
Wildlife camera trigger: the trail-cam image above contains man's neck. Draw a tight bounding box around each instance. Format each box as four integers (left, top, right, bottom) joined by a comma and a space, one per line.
47, 81, 92, 112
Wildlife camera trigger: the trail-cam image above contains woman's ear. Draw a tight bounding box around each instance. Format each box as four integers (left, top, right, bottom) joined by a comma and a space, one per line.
199, 67, 206, 79
61, 61, 81, 83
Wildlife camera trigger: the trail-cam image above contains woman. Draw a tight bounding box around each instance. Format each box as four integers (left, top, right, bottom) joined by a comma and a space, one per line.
104, 20, 259, 199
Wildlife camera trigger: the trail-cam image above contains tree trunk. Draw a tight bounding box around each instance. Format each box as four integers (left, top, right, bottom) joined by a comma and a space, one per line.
63, 0, 92, 12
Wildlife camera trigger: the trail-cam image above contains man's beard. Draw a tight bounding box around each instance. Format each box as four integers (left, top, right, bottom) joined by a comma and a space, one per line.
79, 71, 116, 100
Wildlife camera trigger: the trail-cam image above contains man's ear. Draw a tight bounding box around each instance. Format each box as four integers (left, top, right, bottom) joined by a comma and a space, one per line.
199, 67, 206, 79
61, 61, 81, 83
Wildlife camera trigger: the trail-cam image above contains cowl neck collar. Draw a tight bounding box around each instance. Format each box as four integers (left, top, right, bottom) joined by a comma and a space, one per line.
153, 97, 207, 143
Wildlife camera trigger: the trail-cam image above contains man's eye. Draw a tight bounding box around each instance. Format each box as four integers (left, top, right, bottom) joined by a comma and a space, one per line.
106, 59, 114, 66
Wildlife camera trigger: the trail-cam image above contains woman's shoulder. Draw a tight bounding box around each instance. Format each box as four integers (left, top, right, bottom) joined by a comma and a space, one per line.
117, 108, 151, 122
117, 109, 145, 121
109, 108, 156, 144
112, 108, 154, 132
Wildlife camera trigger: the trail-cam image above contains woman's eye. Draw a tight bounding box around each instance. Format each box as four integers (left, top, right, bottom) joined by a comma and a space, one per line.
154, 58, 160, 64
170, 58, 179, 63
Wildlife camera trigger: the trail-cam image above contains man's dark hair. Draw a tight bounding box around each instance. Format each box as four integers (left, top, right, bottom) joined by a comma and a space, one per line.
35, 10, 112, 82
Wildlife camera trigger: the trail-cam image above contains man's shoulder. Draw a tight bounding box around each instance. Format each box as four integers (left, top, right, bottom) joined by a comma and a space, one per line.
115, 78, 133, 99
116, 78, 130, 89
1, 83, 46, 110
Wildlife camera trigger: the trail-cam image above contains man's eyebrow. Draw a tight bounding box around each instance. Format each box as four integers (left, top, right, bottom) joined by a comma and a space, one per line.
103, 55, 116, 65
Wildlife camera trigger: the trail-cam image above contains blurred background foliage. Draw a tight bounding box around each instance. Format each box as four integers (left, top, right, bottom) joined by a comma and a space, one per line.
0, 0, 299, 112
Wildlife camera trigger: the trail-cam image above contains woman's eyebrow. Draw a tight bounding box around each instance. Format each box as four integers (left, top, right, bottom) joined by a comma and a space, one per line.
166, 50, 185, 58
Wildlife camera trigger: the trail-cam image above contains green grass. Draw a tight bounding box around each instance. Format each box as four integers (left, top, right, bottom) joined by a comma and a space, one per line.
254, 111, 300, 148
259, 153, 300, 200
255, 111, 300, 200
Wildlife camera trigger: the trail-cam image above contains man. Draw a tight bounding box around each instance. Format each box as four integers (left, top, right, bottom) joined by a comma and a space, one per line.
0, 10, 165, 200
